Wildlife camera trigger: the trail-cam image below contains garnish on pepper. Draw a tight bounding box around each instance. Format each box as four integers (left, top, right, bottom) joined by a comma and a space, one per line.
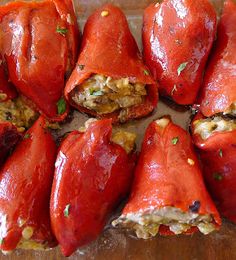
142, 0, 217, 105
198, 0, 236, 117
50, 119, 136, 256
0, 116, 57, 253
65, 4, 158, 123
113, 117, 221, 238
191, 112, 236, 223
0, 0, 79, 121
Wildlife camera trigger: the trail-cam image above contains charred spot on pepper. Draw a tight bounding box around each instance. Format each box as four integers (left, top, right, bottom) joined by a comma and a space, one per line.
77, 64, 85, 71
189, 201, 201, 213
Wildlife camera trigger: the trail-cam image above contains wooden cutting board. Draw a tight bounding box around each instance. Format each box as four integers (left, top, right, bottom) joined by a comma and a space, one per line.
1, 0, 235, 259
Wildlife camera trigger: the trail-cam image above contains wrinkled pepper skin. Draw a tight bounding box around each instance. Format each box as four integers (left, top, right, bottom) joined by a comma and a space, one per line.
121, 118, 221, 234
198, 0, 236, 116
0, 57, 17, 102
65, 4, 158, 123
0, 122, 21, 167
0, 116, 57, 252
143, 0, 217, 105
0, 0, 79, 121
191, 113, 236, 223
50, 119, 136, 256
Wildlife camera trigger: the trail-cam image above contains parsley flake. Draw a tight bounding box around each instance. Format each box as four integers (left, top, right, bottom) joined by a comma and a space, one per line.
219, 149, 223, 158
177, 62, 188, 76
57, 98, 66, 115
172, 137, 179, 145
24, 133, 31, 139
91, 90, 103, 96
213, 173, 223, 181
143, 70, 150, 76
64, 204, 70, 217
78, 64, 85, 71
0, 238, 4, 245
56, 26, 68, 37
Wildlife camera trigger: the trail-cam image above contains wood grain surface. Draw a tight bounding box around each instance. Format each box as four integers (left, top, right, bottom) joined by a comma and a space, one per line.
0, 0, 235, 260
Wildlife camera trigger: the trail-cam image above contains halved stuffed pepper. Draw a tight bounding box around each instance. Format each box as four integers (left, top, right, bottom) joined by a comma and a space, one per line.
191, 113, 236, 223
198, 0, 236, 117
142, 0, 217, 105
113, 117, 221, 238
0, 116, 57, 253
65, 4, 158, 123
50, 119, 136, 256
0, 0, 79, 121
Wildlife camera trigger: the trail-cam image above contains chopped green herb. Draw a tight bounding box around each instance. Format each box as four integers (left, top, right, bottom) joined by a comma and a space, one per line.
172, 137, 179, 145
177, 62, 188, 76
57, 98, 66, 115
0, 238, 4, 245
219, 149, 223, 158
171, 85, 177, 96
89, 89, 95, 95
56, 26, 68, 36
78, 64, 85, 71
92, 90, 103, 96
143, 70, 150, 76
213, 173, 223, 181
64, 204, 70, 217
24, 133, 31, 139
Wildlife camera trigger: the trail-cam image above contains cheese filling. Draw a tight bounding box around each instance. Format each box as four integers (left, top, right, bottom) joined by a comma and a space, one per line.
79, 118, 136, 154
0, 97, 38, 131
193, 116, 236, 140
224, 102, 236, 116
72, 74, 147, 121
112, 207, 216, 239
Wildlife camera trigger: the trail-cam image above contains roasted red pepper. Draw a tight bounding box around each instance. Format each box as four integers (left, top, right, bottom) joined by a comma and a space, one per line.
143, 0, 217, 105
65, 4, 158, 123
198, 0, 236, 116
0, 0, 79, 121
0, 57, 17, 102
50, 119, 136, 256
0, 122, 21, 167
113, 117, 221, 238
0, 116, 57, 252
191, 113, 236, 223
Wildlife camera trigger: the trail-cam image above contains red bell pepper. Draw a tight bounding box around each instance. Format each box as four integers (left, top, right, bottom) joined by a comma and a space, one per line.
0, 0, 79, 121
143, 0, 217, 105
191, 113, 236, 223
50, 119, 136, 256
113, 117, 221, 238
0, 57, 17, 102
0, 116, 57, 252
0, 122, 21, 167
65, 4, 158, 123
198, 0, 236, 117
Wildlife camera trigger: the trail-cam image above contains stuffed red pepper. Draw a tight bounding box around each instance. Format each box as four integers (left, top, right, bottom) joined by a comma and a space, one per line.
198, 0, 236, 117
65, 4, 158, 123
0, 116, 57, 253
191, 113, 236, 223
143, 0, 217, 105
0, 122, 21, 167
0, 0, 79, 121
113, 117, 221, 238
50, 119, 136, 256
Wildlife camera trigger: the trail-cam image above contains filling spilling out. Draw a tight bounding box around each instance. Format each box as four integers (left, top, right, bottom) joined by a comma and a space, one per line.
112, 207, 216, 239
0, 97, 38, 131
193, 116, 236, 140
72, 74, 147, 122
79, 118, 136, 154
224, 102, 236, 116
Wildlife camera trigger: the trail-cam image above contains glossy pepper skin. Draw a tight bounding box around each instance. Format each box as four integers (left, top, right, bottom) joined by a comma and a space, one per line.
65, 4, 158, 123
0, 57, 17, 102
50, 119, 136, 256
0, 122, 21, 167
191, 113, 236, 223
143, 0, 217, 105
121, 118, 221, 234
0, 0, 79, 121
198, 0, 236, 116
0, 116, 57, 252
